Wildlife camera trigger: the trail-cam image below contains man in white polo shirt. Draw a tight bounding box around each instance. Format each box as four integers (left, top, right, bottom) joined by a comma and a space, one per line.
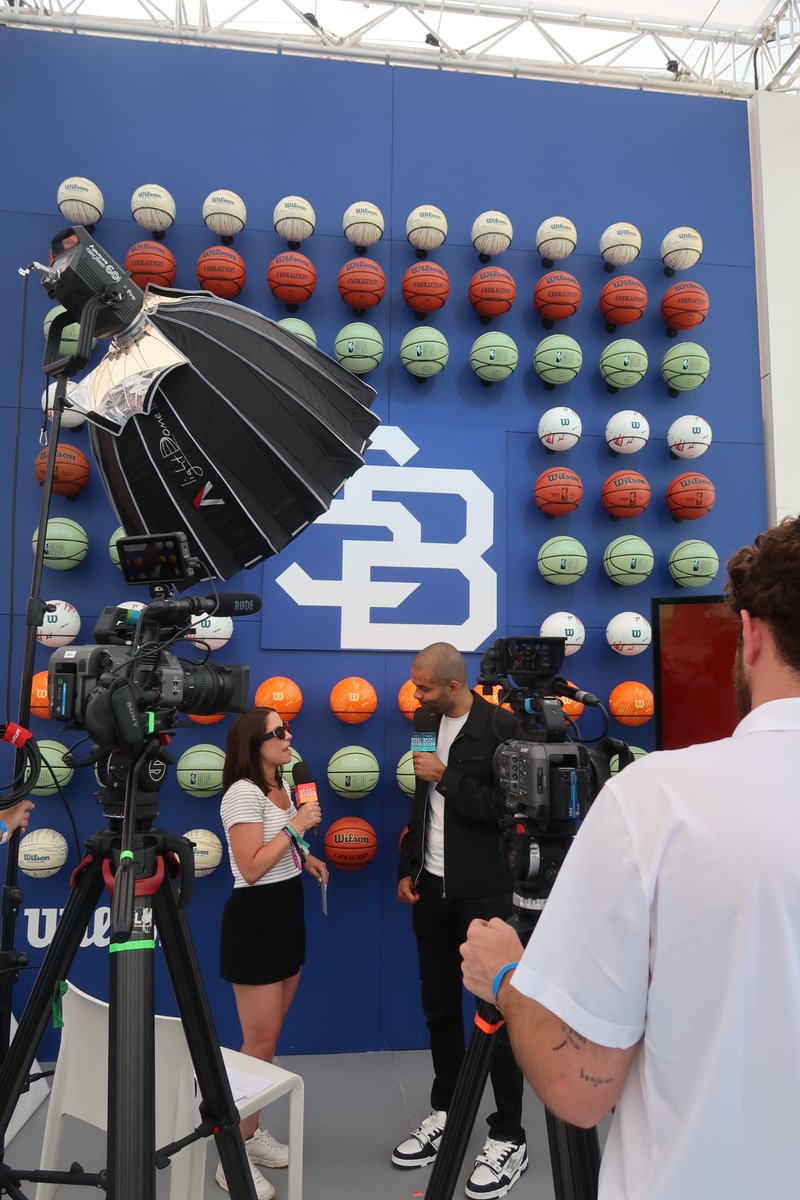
460, 517, 800, 1200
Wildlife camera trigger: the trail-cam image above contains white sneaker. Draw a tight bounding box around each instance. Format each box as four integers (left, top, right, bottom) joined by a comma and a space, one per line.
391, 1109, 448, 1168
246, 1124, 289, 1168
465, 1137, 528, 1199
216, 1156, 276, 1200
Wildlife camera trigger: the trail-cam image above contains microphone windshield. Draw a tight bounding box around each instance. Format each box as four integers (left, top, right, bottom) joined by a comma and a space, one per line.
412, 704, 435, 732
292, 761, 314, 786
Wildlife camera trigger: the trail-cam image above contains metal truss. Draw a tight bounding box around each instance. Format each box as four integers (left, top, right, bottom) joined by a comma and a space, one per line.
3, 0, 800, 96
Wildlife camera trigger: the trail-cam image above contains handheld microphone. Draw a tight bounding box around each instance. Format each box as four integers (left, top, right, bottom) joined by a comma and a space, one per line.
144, 593, 262, 621
292, 761, 319, 835
411, 704, 437, 752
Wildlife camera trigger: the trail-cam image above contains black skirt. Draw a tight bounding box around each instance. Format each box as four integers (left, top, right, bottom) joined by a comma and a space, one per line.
220, 875, 305, 985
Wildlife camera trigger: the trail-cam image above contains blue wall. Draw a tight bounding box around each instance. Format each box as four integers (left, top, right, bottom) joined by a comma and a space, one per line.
0, 28, 765, 1058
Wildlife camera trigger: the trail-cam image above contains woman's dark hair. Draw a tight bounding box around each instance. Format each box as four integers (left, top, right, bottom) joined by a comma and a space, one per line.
726, 516, 800, 672
222, 707, 282, 793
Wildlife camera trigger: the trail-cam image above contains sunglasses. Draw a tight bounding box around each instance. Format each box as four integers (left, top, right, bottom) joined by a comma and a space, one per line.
261, 724, 291, 743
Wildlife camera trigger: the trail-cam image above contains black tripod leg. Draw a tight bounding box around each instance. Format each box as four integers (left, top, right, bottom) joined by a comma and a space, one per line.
546, 1110, 601, 1200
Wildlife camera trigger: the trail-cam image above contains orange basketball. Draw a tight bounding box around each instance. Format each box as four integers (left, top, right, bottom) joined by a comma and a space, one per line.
468, 267, 516, 318
599, 276, 647, 326
188, 712, 226, 725
533, 467, 583, 517
559, 682, 584, 720
665, 472, 716, 520
609, 681, 654, 726
267, 252, 316, 306
34, 443, 90, 498
324, 817, 378, 872
31, 669, 50, 719
601, 470, 651, 519
401, 261, 450, 314
480, 684, 513, 712
338, 258, 386, 310
330, 676, 378, 724
397, 679, 421, 722
534, 272, 581, 322
398, 823, 409, 853
196, 246, 246, 298
125, 240, 176, 289
254, 676, 303, 722
661, 281, 709, 331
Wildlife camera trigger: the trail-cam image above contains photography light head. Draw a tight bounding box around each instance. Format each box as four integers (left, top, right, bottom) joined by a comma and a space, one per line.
43, 226, 145, 340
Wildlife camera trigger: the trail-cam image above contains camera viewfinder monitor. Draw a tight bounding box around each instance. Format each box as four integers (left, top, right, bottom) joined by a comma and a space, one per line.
651, 595, 742, 751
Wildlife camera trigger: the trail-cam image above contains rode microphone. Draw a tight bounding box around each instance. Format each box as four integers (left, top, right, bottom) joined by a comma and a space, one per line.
144, 593, 262, 621
292, 761, 319, 834
411, 703, 437, 752
551, 677, 601, 707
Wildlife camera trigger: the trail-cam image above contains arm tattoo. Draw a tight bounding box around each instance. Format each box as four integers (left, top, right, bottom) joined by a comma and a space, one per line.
552, 1023, 587, 1053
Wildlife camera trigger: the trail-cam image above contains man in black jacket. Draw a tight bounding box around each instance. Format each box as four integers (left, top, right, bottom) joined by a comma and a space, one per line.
393, 642, 527, 1200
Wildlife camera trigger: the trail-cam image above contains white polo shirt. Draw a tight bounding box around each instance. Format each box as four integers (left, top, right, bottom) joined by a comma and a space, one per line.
513, 698, 800, 1200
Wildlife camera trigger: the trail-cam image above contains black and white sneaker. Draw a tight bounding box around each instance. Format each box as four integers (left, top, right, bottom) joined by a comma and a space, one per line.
391, 1109, 448, 1168
465, 1137, 528, 1199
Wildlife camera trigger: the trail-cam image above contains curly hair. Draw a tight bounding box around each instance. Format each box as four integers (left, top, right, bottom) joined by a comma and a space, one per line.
222, 706, 283, 793
726, 517, 800, 673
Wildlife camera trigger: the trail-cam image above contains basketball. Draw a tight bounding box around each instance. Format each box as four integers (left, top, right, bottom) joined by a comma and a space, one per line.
402, 261, 450, 314
398, 679, 421, 721
668, 539, 719, 587
534, 272, 581, 322
125, 241, 177, 289
30, 670, 50, 719
196, 246, 247, 299
537, 536, 588, 585
661, 226, 703, 272
599, 339, 648, 390
130, 183, 176, 234
396, 751, 416, 796
19, 829, 69, 879
606, 611, 652, 655
202, 189, 247, 239
605, 410, 649, 455
57, 176, 104, 226
326, 747, 380, 799
175, 744, 226, 797
330, 676, 378, 724
183, 828, 224, 877
533, 467, 583, 516
601, 470, 651, 519
611, 746, 648, 773
661, 343, 710, 393
540, 612, 585, 655
277, 317, 317, 347
480, 685, 513, 711
608, 681, 654, 726
400, 327, 449, 378
268, 252, 316, 307
536, 216, 577, 263
599, 223, 642, 268
109, 526, 125, 568
665, 472, 716, 520
667, 415, 712, 459
32, 518, 89, 570
538, 407, 582, 452
406, 205, 448, 253
41, 380, 85, 430
559, 683, 584, 720
324, 817, 378, 872
273, 196, 316, 246
334, 324, 384, 375
472, 211, 513, 258
27, 740, 73, 795
255, 676, 303, 721
343, 201, 384, 251
470, 332, 518, 382
468, 267, 516, 318
661, 281, 709, 331
34, 443, 90, 498
533, 335, 582, 386
43, 305, 97, 357
37, 599, 80, 647
188, 713, 226, 725
185, 613, 234, 650
284, 748, 303, 788
603, 536, 655, 585
599, 276, 647, 327
338, 258, 386, 311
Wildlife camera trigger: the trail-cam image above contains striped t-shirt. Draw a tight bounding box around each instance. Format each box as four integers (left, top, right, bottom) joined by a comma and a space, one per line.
220, 778, 301, 888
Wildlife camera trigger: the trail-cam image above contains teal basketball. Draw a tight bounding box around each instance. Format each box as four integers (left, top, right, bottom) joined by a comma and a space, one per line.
470, 332, 518, 382
277, 317, 317, 347
109, 526, 125, 568
25, 739, 73, 795
661, 342, 710, 392
43, 305, 97, 356
334, 323, 384, 375
176, 744, 226, 797
396, 750, 416, 797
599, 339, 648, 389
400, 327, 449, 378
610, 746, 647, 774
32, 518, 88, 571
533, 335, 582, 385
603, 536, 654, 585
327, 745, 380, 799
668, 539, 719, 588
537, 537, 588, 585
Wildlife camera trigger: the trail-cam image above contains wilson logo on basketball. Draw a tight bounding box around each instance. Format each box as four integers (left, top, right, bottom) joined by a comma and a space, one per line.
332, 833, 371, 844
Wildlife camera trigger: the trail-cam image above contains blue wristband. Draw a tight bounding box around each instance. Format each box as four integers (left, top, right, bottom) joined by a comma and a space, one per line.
491, 961, 519, 1008
0, 820, 8, 845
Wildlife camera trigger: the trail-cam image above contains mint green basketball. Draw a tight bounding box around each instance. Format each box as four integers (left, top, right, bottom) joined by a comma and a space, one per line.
537, 537, 588, 585
327, 745, 380, 798
400, 327, 449, 378
600, 339, 648, 389
470, 332, 518, 382
277, 317, 317, 347
396, 750, 416, 797
26, 739, 73, 795
661, 342, 710, 391
610, 745, 647, 774
43, 305, 97, 356
668, 539, 719, 587
284, 747, 303, 788
603, 536, 654, 585
176, 744, 226, 797
32, 518, 88, 570
334, 323, 383, 375
109, 526, 125, 568
533, 334, 582, 385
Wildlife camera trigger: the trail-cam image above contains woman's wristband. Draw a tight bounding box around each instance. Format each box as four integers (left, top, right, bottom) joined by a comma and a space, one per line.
285, 823, 310, 854
491, 961, 519, 1008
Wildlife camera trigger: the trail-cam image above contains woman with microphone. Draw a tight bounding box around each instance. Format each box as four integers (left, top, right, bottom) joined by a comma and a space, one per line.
217, 706, 328, 1200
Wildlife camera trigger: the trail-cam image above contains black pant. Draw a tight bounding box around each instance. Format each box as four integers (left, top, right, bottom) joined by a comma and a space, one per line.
411, 870, 525, 1144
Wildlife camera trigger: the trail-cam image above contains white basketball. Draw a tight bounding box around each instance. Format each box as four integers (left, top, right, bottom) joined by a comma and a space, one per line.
406, 205, 448, 252
540, 612, 585, 656
57, 176, 104, 226
202, 189, 247, 238
184, 613, 234, 651
536, 216, 577, 262
538, 406, 582, 452
183, 828, 224, 877
116, 599, 147, 613
19, 828, 69, 878
41, 381, 86, 430
109, 526, 125, 568
37, 599, 81, 647
472, 211, 513, 257
606, 611, 652, 655
343, 201, 384, 249
599, 222, 642, 267
273, 196, 315, 244
661, 226, 703, 271
605, 410, 650, 455
131, 184, 176, 233
667, 414, 712, 459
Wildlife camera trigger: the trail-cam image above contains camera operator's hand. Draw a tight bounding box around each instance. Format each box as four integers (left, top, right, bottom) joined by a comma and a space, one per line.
292, 801, 322, 833
412, 751, 445, 783
397, 876, 419, 905
1, 799, 35, 842
461, 918, 525, 1006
